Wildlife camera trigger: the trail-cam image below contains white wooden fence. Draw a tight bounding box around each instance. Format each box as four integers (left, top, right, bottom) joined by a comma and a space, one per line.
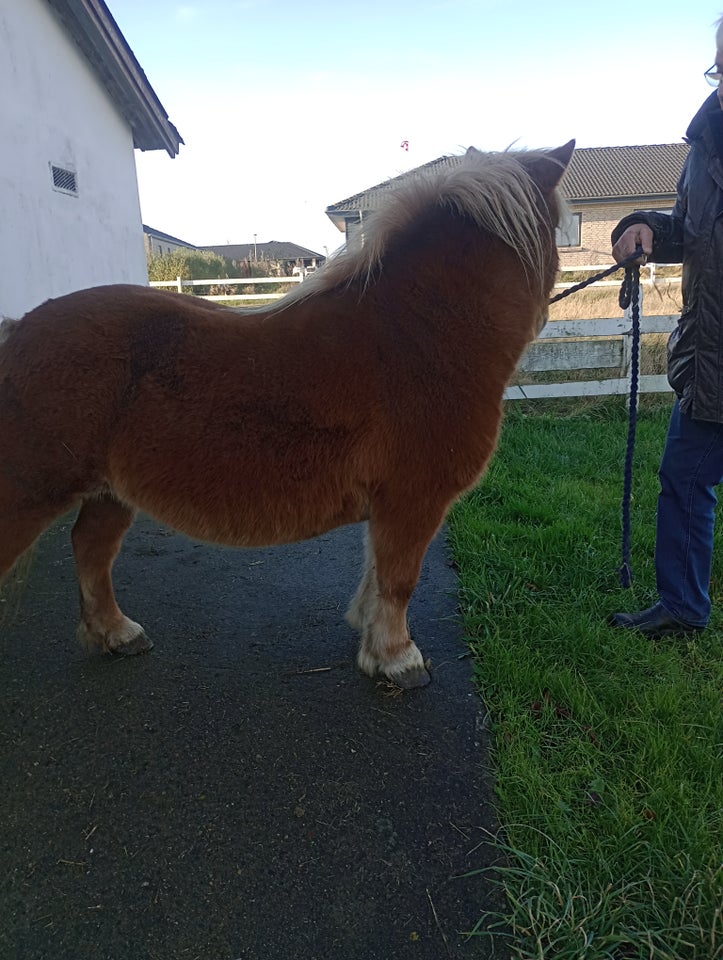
504, 263, 680, 401
504, 310, 676, 401
150, 265, 681, 401
149, 276, 302, 301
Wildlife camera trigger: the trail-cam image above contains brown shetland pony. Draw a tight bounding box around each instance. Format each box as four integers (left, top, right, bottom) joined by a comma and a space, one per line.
0, 141, 573, 688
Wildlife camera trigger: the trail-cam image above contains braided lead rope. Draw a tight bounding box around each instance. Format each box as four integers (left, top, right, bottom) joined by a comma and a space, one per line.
547, 247, 644, 588
549, 250, 644, 305
617, 259, 642, 587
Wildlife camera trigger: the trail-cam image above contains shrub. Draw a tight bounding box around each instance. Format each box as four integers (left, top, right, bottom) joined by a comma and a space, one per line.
146, 249, 232, 290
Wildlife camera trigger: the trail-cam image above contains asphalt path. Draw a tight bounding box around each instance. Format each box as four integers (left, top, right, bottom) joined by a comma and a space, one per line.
1, 513, 503, 960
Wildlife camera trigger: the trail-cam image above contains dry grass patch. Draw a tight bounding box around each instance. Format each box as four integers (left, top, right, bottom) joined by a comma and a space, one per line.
550, 278, 682, 322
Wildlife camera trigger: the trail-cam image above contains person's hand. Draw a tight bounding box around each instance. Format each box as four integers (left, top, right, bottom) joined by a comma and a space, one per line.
612, 223, 653, 264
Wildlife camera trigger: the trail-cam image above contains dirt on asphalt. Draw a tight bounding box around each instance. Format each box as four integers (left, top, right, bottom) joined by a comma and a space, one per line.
1, 513, 504, 960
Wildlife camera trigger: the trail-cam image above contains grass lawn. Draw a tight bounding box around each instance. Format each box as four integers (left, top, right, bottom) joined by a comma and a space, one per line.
447, 396, 722, 960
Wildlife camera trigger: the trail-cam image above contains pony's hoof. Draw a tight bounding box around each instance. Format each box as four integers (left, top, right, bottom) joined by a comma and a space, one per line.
78, 616, 153, 656
358, 643, 431, 689
112, 629, 153, 657
388, 663, 432, 689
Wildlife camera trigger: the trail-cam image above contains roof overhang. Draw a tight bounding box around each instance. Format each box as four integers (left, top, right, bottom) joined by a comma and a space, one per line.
565, 193, 679, 206
325, 210, 349, 232
45, 0, 182, 157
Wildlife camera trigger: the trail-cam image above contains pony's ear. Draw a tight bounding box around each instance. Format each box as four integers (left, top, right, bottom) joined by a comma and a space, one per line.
526, 139, 575, 190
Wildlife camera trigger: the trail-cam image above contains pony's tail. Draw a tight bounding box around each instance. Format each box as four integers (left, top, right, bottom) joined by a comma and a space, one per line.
0, 547, 36, 626
0, 316, 27, 623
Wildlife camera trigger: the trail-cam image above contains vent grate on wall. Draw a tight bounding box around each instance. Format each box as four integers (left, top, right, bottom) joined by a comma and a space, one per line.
50, 163, 78, 196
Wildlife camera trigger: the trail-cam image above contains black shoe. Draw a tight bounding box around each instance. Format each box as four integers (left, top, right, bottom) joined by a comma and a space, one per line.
607, 602, 703, 638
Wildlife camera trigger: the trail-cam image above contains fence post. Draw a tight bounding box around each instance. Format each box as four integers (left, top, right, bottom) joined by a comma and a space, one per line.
176, 276, 183, 294
621, 284, 643, 379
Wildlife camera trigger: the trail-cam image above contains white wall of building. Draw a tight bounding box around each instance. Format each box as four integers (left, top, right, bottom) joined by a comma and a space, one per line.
0, 0, 149, 319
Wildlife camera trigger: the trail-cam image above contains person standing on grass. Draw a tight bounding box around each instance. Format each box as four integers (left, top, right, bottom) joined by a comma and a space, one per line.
609, 15, 723, 638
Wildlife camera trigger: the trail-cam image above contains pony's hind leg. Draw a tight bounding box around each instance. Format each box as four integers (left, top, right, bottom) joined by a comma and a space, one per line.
353, 496, 448, 690
0, 460, 80, 589
71, 494, 151, 655
0, 504, 68, 585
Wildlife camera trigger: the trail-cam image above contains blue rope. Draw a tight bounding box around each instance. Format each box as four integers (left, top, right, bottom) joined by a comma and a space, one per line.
617, 256, 642, 587
548, 248, 644, 588
548, 259, 633, 304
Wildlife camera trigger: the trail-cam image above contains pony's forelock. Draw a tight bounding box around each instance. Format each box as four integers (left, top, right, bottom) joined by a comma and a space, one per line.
272, 148, 560, 310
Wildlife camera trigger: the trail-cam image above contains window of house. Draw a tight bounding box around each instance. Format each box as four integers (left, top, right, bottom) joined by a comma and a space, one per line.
556, 210, 581, 247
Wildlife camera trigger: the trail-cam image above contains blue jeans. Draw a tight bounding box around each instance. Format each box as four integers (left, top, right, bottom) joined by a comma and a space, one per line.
655, 399, 723, 626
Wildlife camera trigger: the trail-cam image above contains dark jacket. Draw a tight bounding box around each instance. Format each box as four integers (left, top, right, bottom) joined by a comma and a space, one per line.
611, 92, 723, 422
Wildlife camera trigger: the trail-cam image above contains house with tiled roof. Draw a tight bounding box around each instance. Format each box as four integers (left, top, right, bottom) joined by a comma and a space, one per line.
143, 225, 197, 258
325, 143, 689, 268
558, 143, 688, 265
325, 155, 458, 238
2, 0, 182, 318
204, 240, 325, 275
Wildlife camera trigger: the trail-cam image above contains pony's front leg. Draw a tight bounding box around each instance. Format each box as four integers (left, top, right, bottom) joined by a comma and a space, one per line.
345, 523, 376, 632
352, 499, 447, 689
71, 494, 151, 655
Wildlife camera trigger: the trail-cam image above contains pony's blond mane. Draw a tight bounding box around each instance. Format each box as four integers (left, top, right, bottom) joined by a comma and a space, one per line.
270, 148, 559, 312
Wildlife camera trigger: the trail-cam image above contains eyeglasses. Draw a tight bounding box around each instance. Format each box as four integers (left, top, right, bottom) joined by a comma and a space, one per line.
704, 63, 723, 86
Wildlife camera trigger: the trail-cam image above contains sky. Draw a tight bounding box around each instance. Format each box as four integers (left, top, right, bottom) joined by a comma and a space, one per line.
111, 0, 722, 258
